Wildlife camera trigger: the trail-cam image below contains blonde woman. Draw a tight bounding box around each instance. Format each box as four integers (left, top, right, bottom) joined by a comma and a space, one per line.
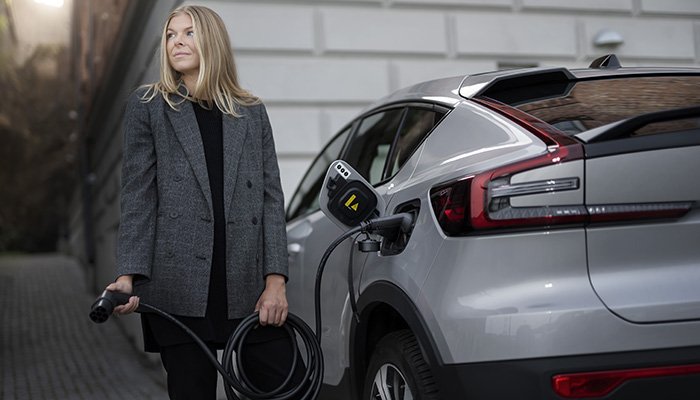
106, 5, 303, 399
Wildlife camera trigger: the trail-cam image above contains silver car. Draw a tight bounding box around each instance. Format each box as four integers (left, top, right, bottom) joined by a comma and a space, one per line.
285, 55, 700, 399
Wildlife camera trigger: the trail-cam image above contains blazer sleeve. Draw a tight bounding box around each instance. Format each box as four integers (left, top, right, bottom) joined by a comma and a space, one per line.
259, 103, 290, 280
115, 88, 157, 283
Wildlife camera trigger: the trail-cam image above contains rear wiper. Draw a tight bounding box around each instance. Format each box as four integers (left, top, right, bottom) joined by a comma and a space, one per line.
576, 106, 700, 143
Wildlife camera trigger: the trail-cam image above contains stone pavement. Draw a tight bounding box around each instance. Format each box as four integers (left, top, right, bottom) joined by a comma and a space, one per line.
0, 253, 168, 400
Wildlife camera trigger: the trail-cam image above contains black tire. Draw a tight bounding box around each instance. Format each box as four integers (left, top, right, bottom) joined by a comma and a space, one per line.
363, 330, 440, 400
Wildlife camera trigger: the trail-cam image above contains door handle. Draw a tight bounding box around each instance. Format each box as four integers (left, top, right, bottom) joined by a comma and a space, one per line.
288, 243, 302, 254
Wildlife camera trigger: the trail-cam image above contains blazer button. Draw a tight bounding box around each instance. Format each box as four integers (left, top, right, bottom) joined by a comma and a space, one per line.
169, 211, 179, 219
167, 251, 175, 258
174, 175, 183, 182
251, 217, 258, 225
247, 180, 252, 188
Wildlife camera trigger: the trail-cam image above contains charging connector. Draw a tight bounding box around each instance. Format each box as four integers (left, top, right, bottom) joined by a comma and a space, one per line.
360, 213, 414, 236
89, 290, 133, 323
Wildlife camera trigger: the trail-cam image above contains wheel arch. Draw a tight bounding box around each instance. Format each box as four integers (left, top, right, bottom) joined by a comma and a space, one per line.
350, 280, 446, 398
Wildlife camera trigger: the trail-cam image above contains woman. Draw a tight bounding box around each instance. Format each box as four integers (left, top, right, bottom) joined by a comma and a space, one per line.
106, 5, 301, 399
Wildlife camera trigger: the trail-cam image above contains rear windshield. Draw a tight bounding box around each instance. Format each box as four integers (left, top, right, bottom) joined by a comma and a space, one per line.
501, 76, 700, 136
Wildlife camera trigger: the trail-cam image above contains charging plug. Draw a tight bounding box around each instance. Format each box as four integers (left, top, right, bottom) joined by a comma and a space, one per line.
362, 213, 414, 235
89, 290, 133, 323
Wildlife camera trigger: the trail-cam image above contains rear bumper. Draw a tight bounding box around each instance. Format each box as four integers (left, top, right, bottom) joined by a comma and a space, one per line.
434, 346, 700, 399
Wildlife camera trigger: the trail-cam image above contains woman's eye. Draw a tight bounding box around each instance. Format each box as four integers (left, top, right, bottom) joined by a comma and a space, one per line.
187, 31, 194, 36
167, 33, 175, 39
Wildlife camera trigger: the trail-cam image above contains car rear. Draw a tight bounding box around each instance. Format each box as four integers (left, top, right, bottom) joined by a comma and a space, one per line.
415, 65, 700, 398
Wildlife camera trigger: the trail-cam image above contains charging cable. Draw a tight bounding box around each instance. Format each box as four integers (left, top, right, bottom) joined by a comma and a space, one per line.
90, 212, 413, 400
91, 291, 322, 400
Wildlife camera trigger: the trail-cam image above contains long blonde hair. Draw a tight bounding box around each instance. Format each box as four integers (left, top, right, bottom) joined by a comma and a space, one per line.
141, 5, 260, 116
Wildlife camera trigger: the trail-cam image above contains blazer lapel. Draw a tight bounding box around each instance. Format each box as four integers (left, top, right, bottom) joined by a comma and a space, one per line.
222, 112, 247, 220
165, 98, 213, 215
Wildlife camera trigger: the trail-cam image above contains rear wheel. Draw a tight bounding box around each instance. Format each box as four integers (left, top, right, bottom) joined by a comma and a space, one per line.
364, 330, 440, 400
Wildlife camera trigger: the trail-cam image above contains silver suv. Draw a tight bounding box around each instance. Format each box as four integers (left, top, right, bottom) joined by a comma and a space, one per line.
285, 55, 700, 399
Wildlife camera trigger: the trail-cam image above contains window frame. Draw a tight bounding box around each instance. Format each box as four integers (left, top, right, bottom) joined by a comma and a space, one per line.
285, 122, 355, 222
285, 101, 452, 222
343, 101, 451, 186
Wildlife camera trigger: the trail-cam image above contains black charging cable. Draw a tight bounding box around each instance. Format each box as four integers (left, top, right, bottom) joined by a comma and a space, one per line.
90, 212, 413, 400
91, 292, 322, 400
313, 212, 414, 340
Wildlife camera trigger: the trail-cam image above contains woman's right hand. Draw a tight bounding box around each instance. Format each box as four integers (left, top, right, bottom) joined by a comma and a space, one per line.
106, 275, 140, 316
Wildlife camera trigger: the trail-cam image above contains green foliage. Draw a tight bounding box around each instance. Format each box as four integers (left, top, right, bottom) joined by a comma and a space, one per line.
0, 44, 76, 252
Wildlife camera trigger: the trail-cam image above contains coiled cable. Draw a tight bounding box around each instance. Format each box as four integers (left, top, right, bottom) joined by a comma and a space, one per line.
135, 303, 323, 400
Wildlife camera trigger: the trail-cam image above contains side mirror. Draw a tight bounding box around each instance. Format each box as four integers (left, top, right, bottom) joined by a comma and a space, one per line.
319, 160, 385, 230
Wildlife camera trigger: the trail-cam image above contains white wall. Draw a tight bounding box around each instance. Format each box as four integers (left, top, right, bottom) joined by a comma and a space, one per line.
169, 0, 700, 203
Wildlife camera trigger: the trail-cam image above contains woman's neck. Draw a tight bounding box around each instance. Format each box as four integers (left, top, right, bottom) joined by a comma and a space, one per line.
182, 75, 200, 98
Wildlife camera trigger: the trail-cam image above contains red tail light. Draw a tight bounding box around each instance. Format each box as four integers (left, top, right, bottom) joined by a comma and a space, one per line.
430, 96, 585, 235
430, 178, 472, 236
429, 97, 693, 235
587, 202, 693, 223
552, 364, 700, 398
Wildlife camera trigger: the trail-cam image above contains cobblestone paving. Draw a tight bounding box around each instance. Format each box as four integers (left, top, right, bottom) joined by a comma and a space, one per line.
0, 253, 169, 400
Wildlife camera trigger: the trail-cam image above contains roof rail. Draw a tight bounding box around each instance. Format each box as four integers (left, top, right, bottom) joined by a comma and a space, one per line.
589, 54, 622, 69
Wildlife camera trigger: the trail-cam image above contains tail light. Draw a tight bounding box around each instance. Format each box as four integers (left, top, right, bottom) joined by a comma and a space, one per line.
587, 202, 693, 223
430, 96, 585, 235
429, 97, 693, 236
552, 364, 700, 398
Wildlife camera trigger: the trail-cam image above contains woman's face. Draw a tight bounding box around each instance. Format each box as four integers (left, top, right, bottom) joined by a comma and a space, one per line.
166, 13, 200, 80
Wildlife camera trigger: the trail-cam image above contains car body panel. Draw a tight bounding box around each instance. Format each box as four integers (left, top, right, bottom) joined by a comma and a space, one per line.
407, 100, 547, 188
585, 145, 700, 323
286, 211, 352, 385
420, 228, 700, 363
585, 146, 700, 204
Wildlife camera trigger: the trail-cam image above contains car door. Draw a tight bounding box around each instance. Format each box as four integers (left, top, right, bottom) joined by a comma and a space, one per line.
580, 112, 700, 323
286, 108, 405, 383
286, 103, 449, 383
286, 125, 353, 323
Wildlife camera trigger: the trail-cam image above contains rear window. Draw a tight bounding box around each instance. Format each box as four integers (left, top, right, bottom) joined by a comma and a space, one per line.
499, 76, 700, 136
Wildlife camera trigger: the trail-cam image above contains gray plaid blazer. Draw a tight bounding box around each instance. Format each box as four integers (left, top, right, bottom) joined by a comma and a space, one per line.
116, 87, 288, 319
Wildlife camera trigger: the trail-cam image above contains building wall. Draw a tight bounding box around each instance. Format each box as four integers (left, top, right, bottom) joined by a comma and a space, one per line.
71, 0, 700, 348
187, 0, 700, 198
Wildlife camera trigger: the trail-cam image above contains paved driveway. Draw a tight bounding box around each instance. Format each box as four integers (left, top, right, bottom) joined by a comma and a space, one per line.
0, 253, 168, 400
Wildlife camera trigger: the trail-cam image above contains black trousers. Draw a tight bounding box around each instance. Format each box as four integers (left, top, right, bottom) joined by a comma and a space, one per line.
159, 336, 306, 400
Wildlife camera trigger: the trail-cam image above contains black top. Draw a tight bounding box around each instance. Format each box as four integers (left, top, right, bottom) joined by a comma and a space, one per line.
142, 100, 284, 351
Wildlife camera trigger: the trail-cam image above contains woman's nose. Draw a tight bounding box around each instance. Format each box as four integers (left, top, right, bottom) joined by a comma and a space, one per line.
172, 34, 184, 46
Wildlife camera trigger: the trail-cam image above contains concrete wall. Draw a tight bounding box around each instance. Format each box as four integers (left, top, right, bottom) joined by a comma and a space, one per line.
70, 0, 700, 348
198, 0, 700, 198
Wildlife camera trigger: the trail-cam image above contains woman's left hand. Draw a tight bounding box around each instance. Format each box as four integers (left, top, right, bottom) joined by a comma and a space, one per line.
255, 274, 288, 327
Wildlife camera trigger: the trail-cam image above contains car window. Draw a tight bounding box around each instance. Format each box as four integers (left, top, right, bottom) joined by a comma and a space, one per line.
503, 76, 700, 136
386, 107, 446, 178
286, 126, 352, 221
344, 108, 406, 185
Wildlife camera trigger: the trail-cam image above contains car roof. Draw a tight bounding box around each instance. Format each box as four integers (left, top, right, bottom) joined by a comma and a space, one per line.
367, 60, 700, 111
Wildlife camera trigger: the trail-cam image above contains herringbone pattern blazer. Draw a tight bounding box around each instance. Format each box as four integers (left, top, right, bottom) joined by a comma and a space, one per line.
116, 87, 288, 319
